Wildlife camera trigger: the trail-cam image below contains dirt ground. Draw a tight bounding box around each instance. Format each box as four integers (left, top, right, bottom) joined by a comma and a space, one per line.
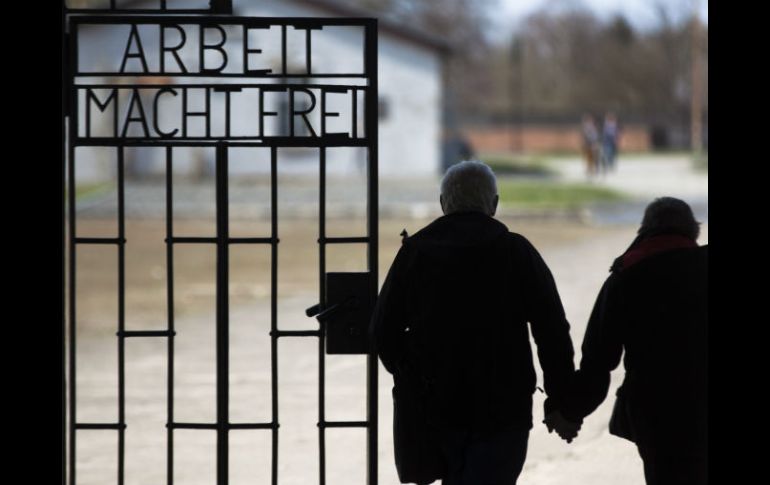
67, 216, 708, 485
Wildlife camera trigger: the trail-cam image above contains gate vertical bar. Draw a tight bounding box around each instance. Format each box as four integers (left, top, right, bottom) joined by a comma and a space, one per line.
67, 14, 77, 485
365, 19, 379, 485
62, 2, 67, 484
117, 146, 127, 485
318, 147, 326, 485
67, 134, 77, 485
270, 146, 279, 485
215, 143, 230, 485
165, 146, 175, 485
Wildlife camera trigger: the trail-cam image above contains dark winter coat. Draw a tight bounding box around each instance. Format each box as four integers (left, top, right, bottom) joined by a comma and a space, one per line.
564, 232, 708, 458
370, 211, 576, 482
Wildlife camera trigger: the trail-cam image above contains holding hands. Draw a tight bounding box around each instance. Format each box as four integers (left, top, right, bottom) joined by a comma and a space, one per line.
543, 410, 581, 443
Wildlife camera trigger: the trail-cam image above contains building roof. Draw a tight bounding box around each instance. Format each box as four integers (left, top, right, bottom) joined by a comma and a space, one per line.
287, 0, 450, 55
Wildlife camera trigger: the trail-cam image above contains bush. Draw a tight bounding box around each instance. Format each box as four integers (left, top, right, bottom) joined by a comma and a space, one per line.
498, 180, 627, 208
479, 154, 555, 177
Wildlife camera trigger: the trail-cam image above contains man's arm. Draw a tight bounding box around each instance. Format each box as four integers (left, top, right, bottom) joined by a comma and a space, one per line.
518, 237, 577, 418
369, 244, 409, 375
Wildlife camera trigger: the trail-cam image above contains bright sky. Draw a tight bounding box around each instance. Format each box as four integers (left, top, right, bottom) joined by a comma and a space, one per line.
493, 0, 708, 40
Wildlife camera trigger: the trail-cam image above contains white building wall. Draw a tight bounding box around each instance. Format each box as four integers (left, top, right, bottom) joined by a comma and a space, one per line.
377, 36, 441, 177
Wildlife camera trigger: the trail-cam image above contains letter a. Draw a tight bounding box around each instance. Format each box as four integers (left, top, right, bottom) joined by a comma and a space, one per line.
120, 25, 149, 73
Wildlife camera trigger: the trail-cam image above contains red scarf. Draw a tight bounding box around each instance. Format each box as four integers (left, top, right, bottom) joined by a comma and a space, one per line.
622, 234, 698, 269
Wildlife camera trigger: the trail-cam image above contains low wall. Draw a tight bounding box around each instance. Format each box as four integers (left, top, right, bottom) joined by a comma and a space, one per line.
463, 124, 650, 153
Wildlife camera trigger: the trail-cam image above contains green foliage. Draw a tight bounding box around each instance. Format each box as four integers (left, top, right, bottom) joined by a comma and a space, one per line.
479, 153, 555, 177
64, 183, 113, 201
498, 180, 627, 208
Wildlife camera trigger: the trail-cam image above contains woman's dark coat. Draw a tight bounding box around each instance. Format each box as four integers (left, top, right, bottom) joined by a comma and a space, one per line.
565, 233, 708, 458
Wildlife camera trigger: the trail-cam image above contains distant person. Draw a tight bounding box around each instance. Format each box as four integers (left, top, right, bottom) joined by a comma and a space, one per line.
457, 136, 474, 161
371, 161, 578, 485
442, 129, 476, 171
600, 112, 621, 172
546, 197, 708, 485
581, 114, 600, 177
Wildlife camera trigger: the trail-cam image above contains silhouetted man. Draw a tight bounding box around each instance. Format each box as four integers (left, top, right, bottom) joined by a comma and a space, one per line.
371, 161, 578, 485
549, 197, 708, 485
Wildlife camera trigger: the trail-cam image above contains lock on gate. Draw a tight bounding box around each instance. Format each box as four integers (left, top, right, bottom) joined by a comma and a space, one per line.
306, 272, 374, 354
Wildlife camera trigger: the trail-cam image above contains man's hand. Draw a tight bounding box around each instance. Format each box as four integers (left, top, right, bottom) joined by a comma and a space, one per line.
543, 410, 581, 443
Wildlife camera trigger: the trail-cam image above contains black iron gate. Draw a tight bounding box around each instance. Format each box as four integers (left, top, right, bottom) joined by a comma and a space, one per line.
64, 3, 378, 484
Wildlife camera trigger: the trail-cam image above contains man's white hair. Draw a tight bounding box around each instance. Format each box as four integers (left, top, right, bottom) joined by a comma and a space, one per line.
440, 160, 498, 215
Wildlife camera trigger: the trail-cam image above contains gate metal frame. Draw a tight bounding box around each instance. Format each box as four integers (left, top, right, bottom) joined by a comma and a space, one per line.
64, 4, 379, 484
